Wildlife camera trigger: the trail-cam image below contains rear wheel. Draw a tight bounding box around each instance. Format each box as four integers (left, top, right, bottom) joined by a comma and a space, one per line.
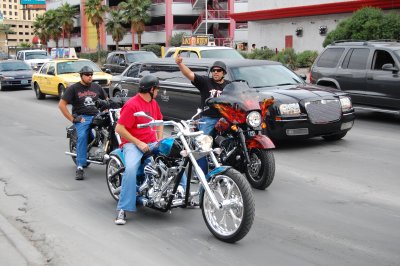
201, 168, 255, 243
244, 148, 275, 190
322, 132, 347, 141
58, 84, 66, 99
106, 155, 124, 201
34, 83, 45, 100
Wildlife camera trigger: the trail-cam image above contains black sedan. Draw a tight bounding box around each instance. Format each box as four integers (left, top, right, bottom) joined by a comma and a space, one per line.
110, 58, 355, 141
0, 60, 34, 91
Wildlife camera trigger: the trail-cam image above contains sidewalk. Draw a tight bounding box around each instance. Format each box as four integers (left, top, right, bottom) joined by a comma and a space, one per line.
0, 212, 45, 266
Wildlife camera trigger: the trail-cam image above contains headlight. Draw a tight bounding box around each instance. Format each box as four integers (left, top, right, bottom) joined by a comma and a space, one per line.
1, 76, 14, 80
31, 63, 38, 69
246, 111, 262, 128
115, 109, 121, 119
340, 96, 352, 112
279, 103, 301, 115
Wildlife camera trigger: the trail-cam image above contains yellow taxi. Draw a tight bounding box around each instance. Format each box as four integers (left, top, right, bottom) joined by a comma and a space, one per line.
164, 46, 244, 59
32, 58, 112, 100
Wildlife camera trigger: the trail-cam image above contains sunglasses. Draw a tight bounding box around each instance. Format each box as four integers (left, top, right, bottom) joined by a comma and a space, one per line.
83, 73, 93, 77
211, 68, 223, 73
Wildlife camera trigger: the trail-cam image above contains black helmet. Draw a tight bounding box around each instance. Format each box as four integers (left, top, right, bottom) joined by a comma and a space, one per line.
79, 66, 94, 76
139, 75, 159, 93
211, 61, 227, 74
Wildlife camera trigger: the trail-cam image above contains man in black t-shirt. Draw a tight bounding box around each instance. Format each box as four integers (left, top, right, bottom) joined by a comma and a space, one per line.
175, 55, 230, 136
176, 55, 230, 175
58, 66, 107, 180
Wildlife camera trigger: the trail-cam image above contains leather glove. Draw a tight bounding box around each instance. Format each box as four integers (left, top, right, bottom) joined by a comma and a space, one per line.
73, 115, 83, 123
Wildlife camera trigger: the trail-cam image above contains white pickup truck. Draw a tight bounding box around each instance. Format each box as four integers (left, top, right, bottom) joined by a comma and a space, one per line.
16, 49, 50, 71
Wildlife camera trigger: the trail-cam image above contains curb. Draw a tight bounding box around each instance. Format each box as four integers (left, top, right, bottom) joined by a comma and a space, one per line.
0, 214, 46, 266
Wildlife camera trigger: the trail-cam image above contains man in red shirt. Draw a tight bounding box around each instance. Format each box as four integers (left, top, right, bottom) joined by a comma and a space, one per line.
114, 75, 163, 225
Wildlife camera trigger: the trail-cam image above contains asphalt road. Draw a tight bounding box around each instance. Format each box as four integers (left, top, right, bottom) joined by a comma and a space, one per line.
0, 88, 399, 266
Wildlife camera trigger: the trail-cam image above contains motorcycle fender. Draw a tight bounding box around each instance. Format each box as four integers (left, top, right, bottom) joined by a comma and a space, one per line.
110, 148, 125, 164
205, 166, 232, 181
246, 135, 275, 149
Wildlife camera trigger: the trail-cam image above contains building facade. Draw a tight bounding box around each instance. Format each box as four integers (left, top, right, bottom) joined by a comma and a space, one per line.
231, 0, 400, 52
0, 1, 45, 52
46, 0, 248, 52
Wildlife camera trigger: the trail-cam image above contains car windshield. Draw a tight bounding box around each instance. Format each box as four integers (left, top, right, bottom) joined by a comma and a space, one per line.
0, 61, 31, 71
57, 61, 102, 74
201, 49, 244, 59
394, 49, 400, 60
25, 52, 49, 60
126, 52, 157, 63
230, 64, 305, 88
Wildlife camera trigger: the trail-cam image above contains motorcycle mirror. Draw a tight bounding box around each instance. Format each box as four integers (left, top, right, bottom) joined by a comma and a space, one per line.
134, 111, 153, 120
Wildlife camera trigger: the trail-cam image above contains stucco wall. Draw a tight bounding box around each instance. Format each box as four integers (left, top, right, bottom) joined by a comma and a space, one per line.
248, 0, 354, 11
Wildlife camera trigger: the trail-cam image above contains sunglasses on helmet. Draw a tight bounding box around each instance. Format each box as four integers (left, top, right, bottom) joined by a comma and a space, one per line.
82, 73, 93, 77
211, 68, 223, 73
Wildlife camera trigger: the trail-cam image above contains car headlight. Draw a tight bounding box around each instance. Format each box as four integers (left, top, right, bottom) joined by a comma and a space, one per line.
246, 111, 262, 128
279, 103, 301, 115
1, 76, 14, 80
31, 63, 38, 69
339, 96, 352, 112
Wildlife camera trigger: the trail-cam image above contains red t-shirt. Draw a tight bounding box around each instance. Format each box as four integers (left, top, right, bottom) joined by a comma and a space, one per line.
117, 94, 163, 146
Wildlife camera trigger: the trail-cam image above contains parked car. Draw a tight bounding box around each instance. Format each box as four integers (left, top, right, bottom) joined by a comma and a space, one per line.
310, 40, 400, 115
32, 58, 112, 99
166, 46, 244, 59
0, 60, 34, 91
16, 49, 51, 71
110, 58, 355, 141
102, 51, 158, 75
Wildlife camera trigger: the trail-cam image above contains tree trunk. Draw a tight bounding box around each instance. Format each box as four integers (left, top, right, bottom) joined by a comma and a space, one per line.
96, 24, 101, 62
138, 33, 142, 50
131, 25, 135, 50
116, 41, 119, 51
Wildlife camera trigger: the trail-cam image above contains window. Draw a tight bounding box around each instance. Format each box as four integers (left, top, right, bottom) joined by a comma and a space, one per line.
316, 48, 345, 68
126, 64, 140, 78
40, 63, 49, 74
188, 51, 199, 58
372, 50, 395, 70
111, 54, 121, 64
342, 48, 369, 70
139, 64, 208, 84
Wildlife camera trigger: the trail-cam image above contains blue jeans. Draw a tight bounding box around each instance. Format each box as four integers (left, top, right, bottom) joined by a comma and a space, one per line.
74, 115, 94, 168
117, 142, 187, 212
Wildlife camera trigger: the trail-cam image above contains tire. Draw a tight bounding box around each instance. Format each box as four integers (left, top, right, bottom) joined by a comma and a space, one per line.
244, 148, 275, 190
201, 168, 255, 243
58, 84, 66, 99
322, 132, 347, 141
69, 129, 91, 167
106, 155, 124, 201
34, 83, 45, 100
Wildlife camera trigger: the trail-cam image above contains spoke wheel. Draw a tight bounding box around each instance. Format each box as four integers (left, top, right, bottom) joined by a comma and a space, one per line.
201, 168, 254, 243
245, 149, 275, 190
106, 155, 124, 201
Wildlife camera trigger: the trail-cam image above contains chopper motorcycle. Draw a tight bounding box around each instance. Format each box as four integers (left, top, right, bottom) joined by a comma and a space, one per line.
65, 98, 126, 166
206, 81, 276, 190
105, 111, 255, 243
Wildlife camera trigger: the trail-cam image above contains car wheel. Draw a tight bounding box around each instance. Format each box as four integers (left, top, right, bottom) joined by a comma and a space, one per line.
58, 84, 66, 99
34, 83, 45, 100
322, 132, 347, 141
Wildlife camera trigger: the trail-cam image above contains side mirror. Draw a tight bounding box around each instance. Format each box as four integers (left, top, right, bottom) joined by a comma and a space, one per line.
382, 63, 399, 73
105, 69, 111, 74
47, 70, 55, 75
298, 73, 307, 80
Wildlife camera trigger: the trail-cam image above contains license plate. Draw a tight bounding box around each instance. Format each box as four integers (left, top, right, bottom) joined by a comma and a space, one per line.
21, 80, 29, 85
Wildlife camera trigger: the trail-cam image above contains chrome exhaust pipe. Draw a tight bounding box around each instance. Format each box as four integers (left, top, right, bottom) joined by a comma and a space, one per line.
64, 152, 104, 165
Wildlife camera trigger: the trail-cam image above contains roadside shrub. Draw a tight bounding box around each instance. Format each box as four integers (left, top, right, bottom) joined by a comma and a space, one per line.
246, 48, 276, 60
296, 50, 319, 68
170, 32, 185, 47
78, 50, 108, 64
272, 48, 297, 69
142, 44, 162, 57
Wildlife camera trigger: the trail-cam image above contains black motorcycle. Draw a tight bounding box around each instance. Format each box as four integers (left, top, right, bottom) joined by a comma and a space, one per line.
65, 97, 127, 166
206, 81, 276, 190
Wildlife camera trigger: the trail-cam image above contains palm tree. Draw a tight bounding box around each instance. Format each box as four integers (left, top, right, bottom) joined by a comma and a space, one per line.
85, 0, 109, 61
118, 0, 151, 49
0, 24, 15, 47
58, 3, 78, 47
106, 9, 127, 50
33, 14, 50, 48
43, 10, 63, 48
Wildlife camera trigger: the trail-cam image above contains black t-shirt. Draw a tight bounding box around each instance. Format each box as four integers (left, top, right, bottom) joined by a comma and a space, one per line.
62, 82, 107, 116
192, 74, 231, 118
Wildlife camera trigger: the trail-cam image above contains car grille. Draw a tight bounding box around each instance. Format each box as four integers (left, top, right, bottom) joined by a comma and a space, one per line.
93, 79, 108, 86
304, 99, 341, 124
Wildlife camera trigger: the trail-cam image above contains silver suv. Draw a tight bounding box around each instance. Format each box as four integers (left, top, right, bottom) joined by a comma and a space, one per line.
310, 40, 400, 115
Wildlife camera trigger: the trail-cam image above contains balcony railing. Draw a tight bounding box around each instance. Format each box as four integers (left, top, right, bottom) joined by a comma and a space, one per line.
192, 9, 229, 32
144, 24, 192, 32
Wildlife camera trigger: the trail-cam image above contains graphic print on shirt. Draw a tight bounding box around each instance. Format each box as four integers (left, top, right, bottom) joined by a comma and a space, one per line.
209, 89, 222, 98
84, 96, 95, 107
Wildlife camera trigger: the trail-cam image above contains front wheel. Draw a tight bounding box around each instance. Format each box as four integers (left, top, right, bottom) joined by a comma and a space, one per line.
245, 149, 275, 190
201, 168, 255, 243
106, 155, 124, 201
34, 83, 45, 100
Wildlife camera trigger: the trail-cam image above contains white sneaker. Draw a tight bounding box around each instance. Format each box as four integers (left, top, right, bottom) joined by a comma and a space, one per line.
176, 185, 185, 199
114, 210, 126, 225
